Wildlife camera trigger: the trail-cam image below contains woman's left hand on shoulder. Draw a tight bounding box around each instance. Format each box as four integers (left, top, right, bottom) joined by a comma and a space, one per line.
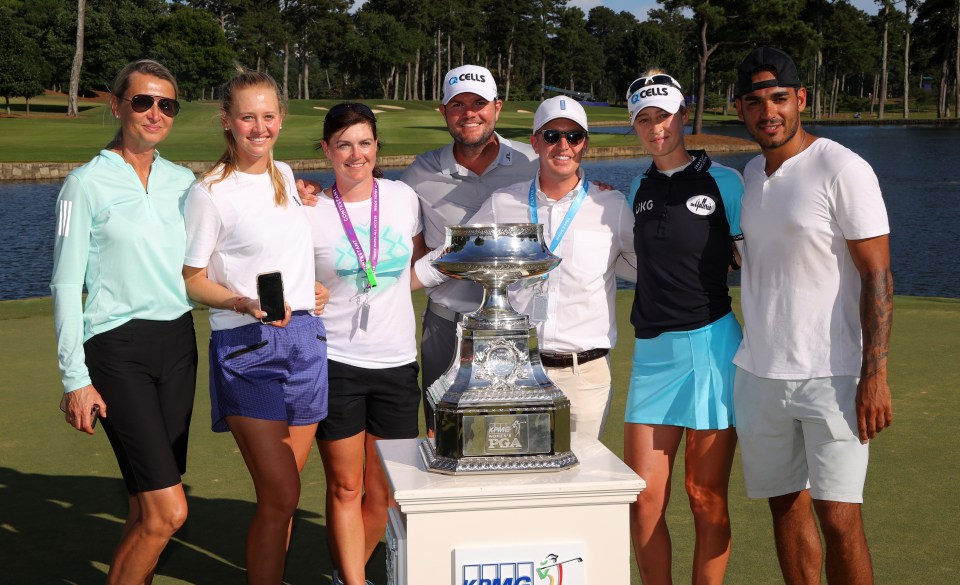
297, 178, 323, 207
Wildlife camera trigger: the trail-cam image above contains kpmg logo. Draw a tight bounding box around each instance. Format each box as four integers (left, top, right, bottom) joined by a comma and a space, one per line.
686, 195, 716, 216
463, 554, 582, 585
636, 199, 654, 214
462, 562, 534, 585
487, 418, 526, 450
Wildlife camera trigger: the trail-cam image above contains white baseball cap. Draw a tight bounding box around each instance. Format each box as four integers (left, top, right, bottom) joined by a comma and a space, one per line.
533, 96, 589, 133
441, 65, 497, 105
627, 74, 685, 125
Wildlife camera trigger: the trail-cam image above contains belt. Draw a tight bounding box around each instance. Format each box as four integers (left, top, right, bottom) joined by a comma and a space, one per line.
539, 348, 608, 368
426, 298, 465, 323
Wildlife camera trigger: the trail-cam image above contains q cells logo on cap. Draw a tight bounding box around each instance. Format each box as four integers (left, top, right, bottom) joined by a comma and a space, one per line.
631, 93, 640, 104
638, 87, 669, 98
449, 77, 459, 86
686, 195, 716, 216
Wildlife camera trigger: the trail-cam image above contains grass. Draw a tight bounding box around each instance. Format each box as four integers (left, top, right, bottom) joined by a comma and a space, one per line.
0, 95, 645, 164
2, 94, 948, 165
1, 291, 958, 584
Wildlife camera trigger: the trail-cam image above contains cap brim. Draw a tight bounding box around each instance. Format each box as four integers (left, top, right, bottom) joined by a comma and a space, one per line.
441, 87, 498, 105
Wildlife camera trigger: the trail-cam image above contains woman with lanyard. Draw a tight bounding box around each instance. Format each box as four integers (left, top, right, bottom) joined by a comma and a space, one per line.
305, 103, 426, 585
182, 70, 327, 584
51, 59, 197, 585
623, 70, 744, 585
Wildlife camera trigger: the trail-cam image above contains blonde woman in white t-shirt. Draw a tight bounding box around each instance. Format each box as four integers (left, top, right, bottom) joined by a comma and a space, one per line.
182, 70, 327, 585
305, 103, 426, 585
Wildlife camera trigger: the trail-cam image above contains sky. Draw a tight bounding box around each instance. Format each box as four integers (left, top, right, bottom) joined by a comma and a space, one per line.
569, 0, 885, 20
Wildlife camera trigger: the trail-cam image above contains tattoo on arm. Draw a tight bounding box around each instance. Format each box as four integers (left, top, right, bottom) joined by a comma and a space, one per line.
861, 268, 894, 377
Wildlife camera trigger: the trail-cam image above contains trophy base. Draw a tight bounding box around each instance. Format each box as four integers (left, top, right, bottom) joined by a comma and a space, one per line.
418, 436, 579, 475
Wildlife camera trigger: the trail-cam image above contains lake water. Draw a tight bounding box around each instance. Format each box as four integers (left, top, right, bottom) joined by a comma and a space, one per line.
2, 125, 957, 300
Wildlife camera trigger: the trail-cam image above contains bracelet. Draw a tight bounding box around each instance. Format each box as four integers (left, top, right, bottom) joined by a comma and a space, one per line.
232, 296, 249, 313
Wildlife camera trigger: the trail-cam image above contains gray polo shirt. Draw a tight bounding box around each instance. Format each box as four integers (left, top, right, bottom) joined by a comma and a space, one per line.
400, 133, 538, 313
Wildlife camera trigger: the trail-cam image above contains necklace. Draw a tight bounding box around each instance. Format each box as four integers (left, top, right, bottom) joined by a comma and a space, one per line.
793, 129, 808, 158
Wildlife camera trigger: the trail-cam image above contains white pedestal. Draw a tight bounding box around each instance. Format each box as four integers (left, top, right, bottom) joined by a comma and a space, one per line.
377, 434, 644, 585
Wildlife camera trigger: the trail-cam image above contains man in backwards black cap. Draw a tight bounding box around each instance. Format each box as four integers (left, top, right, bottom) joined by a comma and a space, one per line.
732, 47, 893, 585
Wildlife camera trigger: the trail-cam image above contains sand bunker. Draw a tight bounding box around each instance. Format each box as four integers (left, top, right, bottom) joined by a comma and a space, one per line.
375, 105, 405, 110
312, 106, 328, 111
517, 109, 533, 114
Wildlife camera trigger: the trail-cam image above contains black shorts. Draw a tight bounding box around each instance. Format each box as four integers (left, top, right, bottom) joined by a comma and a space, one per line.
315, 359, 420, 441
84, 312, 198, 494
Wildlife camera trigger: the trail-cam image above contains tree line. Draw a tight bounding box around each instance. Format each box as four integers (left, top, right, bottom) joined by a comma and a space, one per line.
1, 0, 958, 132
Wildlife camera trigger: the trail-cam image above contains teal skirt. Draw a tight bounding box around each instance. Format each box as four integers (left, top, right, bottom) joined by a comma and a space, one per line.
625, 311, 741, 430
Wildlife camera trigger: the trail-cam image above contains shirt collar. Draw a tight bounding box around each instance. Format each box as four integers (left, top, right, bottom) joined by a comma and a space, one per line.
440, 132, 518, 177
535, 168, 585, 202
644, 149, 710, 178
101, 148, 161, 167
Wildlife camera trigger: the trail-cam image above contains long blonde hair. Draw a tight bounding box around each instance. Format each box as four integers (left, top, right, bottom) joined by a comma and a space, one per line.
205, 69, 289, 207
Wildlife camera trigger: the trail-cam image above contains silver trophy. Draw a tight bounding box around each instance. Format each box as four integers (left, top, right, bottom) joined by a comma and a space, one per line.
419, 223, 579, 474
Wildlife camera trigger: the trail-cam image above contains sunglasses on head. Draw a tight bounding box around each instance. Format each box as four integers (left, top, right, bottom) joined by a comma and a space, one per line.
538, 128, 588, 146
328, 102, 376, 119
122, 94, 180, 117
627, 74, 682, 97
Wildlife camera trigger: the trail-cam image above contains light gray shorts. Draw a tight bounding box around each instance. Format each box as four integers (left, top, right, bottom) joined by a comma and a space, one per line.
733, 369, 869, 503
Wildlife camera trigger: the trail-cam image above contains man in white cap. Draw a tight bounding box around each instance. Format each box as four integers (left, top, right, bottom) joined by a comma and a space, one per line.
459, 96, 637, 439
402, 65, 539, 433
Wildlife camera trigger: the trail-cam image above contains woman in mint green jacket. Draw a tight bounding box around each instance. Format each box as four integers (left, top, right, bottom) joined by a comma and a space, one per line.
51, 59, 197, 585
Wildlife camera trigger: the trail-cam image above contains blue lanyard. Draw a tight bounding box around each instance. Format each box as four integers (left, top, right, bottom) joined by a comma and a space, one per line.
528, 173, 588, 252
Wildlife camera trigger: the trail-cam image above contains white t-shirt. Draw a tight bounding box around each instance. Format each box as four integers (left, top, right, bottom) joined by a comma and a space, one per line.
183, 162, 316, 331
734, 138, 890, 379
304, 178, 422, 368
469, 174, 637, 353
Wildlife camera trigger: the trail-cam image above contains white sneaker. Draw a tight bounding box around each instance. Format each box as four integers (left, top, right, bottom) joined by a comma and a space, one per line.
331, 569, 374, 585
